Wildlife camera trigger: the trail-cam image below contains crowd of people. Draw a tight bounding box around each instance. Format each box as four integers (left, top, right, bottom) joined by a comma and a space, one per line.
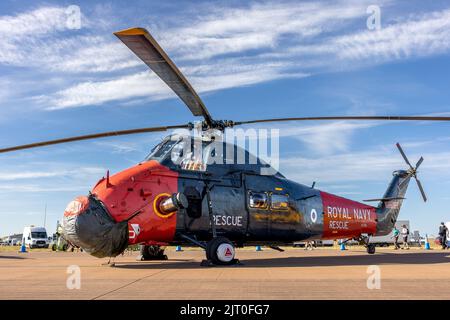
391, 225, 410, 250
302, 223, 449, 250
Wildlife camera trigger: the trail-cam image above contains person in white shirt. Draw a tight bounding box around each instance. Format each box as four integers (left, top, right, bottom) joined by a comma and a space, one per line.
401, 225, 410, 250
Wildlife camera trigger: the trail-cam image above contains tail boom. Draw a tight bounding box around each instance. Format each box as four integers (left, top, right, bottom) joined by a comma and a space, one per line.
375, 170, 411, 236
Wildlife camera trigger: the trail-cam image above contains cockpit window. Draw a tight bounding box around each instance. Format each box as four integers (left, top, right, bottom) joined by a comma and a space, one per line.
163, 136, 223, 172
144, 134, 281, 176
144, 137, 181, 161
143, 135, 208, 172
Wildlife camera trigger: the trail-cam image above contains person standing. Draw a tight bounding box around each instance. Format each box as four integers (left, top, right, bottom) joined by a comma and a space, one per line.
392, 226, 400, 250
439, 222, 448, 250
305, 241, 315, 250
401, 224, 410, 250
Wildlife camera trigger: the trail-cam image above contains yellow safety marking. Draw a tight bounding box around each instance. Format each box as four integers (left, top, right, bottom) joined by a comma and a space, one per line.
153, 193, 176, 219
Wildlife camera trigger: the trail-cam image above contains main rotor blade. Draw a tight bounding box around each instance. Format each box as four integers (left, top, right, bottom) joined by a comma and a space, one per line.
234, 115, 450, 126
114, 28, 213, 126
415, 178, 427, 202
396, 142, 413, 169
0, 124, 189, 154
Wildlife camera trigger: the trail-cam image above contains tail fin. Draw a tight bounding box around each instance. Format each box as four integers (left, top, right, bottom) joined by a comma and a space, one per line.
370, 143, 426, 236
374, 170, 411, 235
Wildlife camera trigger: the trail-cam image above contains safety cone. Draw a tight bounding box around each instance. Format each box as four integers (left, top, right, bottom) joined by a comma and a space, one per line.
175, 245, 182, 252
19, 243, 27, 253
424, 234, 431, 250
256, 245, 262, 251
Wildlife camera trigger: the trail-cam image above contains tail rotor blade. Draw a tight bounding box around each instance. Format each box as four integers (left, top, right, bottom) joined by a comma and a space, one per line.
415, 156, 424, 169
395, 143, 427, 202
415, 178, 427, 202
396, 143, 413, 169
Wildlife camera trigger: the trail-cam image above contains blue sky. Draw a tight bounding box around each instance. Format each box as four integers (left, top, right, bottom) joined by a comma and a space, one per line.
1, 0, 450, 236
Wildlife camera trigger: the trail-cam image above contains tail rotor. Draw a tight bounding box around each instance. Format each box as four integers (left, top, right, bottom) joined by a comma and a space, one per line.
396, 143, 427, 202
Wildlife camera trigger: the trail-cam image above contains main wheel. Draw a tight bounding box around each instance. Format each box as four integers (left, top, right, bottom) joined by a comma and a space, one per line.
139, 245, 168, 261
206, 237, 236, 265
367, 243, 376, 254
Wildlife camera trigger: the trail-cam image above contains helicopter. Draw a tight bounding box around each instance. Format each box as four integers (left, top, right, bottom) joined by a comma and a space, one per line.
2, 27, 450, 265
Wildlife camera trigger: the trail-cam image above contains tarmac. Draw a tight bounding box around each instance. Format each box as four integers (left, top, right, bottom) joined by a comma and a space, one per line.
1, 246, 450, 300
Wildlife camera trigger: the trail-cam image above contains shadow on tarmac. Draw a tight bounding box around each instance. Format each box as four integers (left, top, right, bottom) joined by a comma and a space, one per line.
0, 255, 27, 260
114, 251, 450, 269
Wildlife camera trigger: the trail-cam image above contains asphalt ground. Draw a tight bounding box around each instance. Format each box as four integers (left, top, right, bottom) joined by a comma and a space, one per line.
1, 246, 449, 300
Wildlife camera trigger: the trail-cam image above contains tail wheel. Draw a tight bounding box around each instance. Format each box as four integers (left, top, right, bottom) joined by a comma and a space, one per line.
367, 244, 376, 254
206, 237, 236, 265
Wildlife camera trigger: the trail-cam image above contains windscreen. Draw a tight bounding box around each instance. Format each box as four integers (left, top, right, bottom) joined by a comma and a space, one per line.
144, 136, 181, 162
31, 232, 47, 238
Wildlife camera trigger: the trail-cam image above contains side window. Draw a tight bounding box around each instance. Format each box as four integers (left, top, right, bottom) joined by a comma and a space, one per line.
180, 141, 207, 172
271, 194, 289, 210
248, 192, 269, 209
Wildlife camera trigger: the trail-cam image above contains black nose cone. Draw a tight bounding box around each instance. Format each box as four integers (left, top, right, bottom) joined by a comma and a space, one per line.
62, 195, 129, 258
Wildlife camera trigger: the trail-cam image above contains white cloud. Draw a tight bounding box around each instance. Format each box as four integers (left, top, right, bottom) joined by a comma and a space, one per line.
0, 78, 13, 102
0, 171, 67, 181
239, 121, 379, 155
3, 2, 450, 112
0, 6, 134, 73
42, 71, 172, 109
93, 141, 140, 154
334, 9, 450, 61
280, 121, 377, 154
92, 133, 166, 155
0, 167, 105, 181
280, 145, 450, 184
0, 184, 89, 193
44, 62, 308, 109
50, 39, 141, 73
272, 8, 450, 71
160, 1, 369, 61
190, 62, 308, 92
0, 2, 365, 109
0, 6, 84, 66
0, 7, 68, 36
0, 164, 106, 196
281, 148, 399, 183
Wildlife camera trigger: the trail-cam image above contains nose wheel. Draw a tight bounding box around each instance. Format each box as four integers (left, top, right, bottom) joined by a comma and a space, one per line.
137, 245, 168, 261
203, 237, 239, 266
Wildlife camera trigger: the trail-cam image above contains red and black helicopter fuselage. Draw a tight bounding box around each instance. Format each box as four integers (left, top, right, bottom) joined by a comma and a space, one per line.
62, 134, 413, 264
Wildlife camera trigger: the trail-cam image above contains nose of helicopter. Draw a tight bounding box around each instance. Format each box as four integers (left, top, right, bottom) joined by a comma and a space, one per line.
62, 195, 129, 258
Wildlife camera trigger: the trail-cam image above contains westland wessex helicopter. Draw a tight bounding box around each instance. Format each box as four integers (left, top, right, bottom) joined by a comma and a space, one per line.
2, 27, 450, 265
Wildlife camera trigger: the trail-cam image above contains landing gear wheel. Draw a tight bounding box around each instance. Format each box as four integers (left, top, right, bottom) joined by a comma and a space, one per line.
367, 244, 376, 254
205, 237, 237, 265
138, 245, 168, 261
